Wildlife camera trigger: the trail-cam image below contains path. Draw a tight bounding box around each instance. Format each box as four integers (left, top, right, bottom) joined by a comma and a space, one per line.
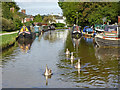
0, 31, 18, 36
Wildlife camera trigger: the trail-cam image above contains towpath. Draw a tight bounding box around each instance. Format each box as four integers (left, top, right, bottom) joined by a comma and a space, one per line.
0, 31, 18, 36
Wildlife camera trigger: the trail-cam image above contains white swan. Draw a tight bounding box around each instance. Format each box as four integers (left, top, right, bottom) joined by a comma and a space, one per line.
70, 52, 74, 60
44, 64, 52, 76
66, 48, 70, 55
75, 59, 81, 69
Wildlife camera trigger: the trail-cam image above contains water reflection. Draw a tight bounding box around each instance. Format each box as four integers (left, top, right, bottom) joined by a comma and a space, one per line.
2, 29, 119, 88
95, 47, 120, 60
43, 30, 68, 43
57, 33, 118, 88
44, 75, 52, 86
17, 39, 33, 53
72, 37, 82, 53
83, 36, 94, 44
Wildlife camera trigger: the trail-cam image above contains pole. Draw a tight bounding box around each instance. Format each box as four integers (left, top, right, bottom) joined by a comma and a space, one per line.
76, 12, 78, 26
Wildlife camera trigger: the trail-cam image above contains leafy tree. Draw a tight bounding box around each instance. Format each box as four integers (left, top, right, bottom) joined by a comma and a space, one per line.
2, 2, 23, 31
33, 14, 42, 22
13, 18, 23, 30
58, 2, 119, 27
42, 15, 56, 24
2, 18, 16, 31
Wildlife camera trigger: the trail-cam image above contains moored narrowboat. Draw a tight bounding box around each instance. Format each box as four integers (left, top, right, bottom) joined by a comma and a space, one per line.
71, 25, 82, 38
17, 25, 35, 41
82, 26, 96, 37
95, 25, 120, 47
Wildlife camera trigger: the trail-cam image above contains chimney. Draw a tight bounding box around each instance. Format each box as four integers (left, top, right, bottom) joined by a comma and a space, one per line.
21, 9, 26, 14
10, 7, 14, 13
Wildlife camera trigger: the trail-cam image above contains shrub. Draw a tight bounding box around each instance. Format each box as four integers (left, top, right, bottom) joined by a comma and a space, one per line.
2, 18, 16, 31
55, 23, 65, 27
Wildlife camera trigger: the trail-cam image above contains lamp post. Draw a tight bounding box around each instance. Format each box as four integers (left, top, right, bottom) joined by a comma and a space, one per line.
76, 12, 78, 26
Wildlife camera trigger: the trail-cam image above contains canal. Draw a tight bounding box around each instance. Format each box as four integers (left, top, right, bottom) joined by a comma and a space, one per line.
1, 29, 119, 88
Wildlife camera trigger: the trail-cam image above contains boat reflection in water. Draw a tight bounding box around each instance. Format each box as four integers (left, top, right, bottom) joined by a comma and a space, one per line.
83, 36, 94, 44
17, 39, 33, 53
72, 36, 81, 50
95, 47, 120, 60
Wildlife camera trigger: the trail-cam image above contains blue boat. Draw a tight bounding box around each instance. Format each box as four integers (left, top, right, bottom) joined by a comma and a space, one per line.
82, 26, 96, 37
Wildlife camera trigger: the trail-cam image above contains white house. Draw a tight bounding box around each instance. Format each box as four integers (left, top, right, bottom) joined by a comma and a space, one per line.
50, 14, 66, 25
54, 16, 66, 24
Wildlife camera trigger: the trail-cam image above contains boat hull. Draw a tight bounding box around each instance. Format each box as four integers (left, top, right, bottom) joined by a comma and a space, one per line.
71, 32, 82, 39
17, 32, 36, 41
95, 36, 120, 47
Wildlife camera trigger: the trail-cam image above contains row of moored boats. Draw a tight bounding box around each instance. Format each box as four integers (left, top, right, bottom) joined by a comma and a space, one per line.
71, 24, 120, 47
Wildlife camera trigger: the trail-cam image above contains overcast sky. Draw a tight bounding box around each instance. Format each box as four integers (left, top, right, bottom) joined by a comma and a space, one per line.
15, 0, 63, 16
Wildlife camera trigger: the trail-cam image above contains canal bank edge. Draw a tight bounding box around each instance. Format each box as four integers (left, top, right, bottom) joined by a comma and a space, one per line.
0, 33, 18, 51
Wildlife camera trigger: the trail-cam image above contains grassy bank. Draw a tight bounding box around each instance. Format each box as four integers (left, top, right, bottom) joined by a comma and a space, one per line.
55, 27, 69, 29
0, 33, 18, 50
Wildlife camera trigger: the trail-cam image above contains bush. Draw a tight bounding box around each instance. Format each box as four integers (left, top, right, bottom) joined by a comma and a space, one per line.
2, 18, 16, 31
55, 23, 65, 27
13, 19, 23, 30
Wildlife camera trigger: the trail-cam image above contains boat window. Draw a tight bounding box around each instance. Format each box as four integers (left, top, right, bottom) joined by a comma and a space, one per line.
105, 25, 117, 32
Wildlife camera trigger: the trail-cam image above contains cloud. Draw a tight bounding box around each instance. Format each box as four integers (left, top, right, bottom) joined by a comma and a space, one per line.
14, 0, 58, 2
16, 2, 62, 16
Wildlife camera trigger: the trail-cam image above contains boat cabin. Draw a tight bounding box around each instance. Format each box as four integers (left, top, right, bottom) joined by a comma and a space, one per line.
83, 26, 93, 34
103, 25, 120, 38
72, 26, 81, 34
95, 24, 106, 33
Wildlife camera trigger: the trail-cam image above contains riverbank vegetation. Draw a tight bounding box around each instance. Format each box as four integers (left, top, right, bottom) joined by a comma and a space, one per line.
0, 33, 17, 50
2, 2, 23, 32
58, 2, 120, 27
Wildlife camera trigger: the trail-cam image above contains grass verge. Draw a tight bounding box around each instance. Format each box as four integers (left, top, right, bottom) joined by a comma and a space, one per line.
0, 33, 18, 50
55, 27, 69, 29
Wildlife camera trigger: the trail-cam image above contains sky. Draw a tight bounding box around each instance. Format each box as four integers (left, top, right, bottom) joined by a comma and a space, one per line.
15, 0, 63, 16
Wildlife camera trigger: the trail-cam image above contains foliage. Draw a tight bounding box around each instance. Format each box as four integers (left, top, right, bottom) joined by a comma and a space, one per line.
33, 14, 42, 23
58, 2, 119, 27
55, 23, 65, 27
2, 2, 23, 31
24, 21, 31, 26
13, 18, 23, 30
2, 18, 16, 31
2, 2, 20, 19
42, 15, 56, 24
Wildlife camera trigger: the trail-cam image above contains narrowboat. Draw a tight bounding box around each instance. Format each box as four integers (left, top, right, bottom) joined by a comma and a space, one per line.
82, 26, 96, 37
42, 25, 49, 32
94, 24, 106, 33
95, 25, 120, 47
16, 26, 35, 41
71, 25, 82, 38
48, 25, 55, 30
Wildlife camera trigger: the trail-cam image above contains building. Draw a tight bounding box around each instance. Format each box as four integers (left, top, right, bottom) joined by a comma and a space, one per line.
50, 14, 66, 24
21, 15, 34, 23
21, 9, 26, 14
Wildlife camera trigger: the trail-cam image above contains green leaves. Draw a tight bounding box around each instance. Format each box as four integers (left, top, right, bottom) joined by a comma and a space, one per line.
58, 2, 119, 26
33, 14, 42, 23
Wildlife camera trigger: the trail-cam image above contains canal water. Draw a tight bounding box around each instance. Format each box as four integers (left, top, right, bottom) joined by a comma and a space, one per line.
1, 29, 119, 88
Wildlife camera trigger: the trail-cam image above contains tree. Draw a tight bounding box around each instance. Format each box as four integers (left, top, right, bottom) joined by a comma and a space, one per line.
58, 2, 119, 27
2, 18, 16, 31
33, 14, 42, 22
42, 15, 56, 24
